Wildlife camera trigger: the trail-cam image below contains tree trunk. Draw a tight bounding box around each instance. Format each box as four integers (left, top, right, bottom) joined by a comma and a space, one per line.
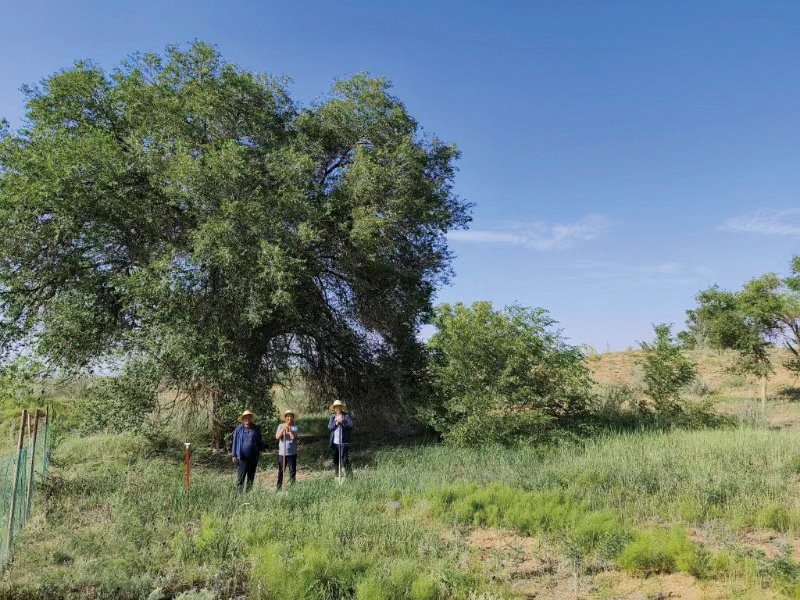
761, 374, 768, 414
210, 389, 223, 451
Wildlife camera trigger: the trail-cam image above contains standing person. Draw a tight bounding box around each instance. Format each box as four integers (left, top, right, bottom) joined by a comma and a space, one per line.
231, 410, 265, 494
328, 400, 353, 477
275, 409, 299, 489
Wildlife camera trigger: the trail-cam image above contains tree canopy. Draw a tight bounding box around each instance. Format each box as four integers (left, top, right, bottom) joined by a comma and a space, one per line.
0, 42, 471, 433
683, 257, 800, 405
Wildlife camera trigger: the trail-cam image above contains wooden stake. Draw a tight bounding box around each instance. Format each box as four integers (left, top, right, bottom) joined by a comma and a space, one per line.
5, 410, 27, 560
25, 411, 40, 517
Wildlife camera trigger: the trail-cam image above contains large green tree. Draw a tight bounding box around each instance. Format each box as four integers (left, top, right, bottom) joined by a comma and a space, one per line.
684, 259, 800, 408
0, 42, 470, 442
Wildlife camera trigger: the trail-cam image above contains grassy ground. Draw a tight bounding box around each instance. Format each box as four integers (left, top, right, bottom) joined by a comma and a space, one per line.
5, 422, 800, 598
4, 350, 800, 598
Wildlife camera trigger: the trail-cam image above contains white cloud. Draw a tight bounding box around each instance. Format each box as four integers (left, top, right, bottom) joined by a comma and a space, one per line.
448, 215, 610, 250
568, 260, 697, 287
720, 209, 800, 236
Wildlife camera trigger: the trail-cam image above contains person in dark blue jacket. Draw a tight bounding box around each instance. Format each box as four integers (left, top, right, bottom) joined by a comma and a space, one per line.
231, 410, 265, 493
328, 400, 353, 477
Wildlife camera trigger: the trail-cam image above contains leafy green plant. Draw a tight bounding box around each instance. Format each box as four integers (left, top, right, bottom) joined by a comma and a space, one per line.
637, 324, 697, 413
617, 528, 708, 578
424, 302, 594, 446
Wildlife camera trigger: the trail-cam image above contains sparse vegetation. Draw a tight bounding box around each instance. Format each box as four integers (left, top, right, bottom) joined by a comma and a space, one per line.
4, 417, 800, 598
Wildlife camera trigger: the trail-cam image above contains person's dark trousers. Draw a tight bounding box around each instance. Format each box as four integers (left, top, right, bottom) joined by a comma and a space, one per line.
331, 443, 352, 476
276, 454, 297, 489
236, 455, 259, 493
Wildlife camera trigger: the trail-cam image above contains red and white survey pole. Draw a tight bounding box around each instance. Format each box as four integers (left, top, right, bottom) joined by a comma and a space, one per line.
184, 442, 191, 506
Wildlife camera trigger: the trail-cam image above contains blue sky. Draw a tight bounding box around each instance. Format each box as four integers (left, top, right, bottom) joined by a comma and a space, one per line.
2, 0, 798, 350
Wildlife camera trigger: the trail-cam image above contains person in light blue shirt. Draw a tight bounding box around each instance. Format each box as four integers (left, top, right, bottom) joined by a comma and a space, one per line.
275, 409, 299, 489
231, 410, 265, 493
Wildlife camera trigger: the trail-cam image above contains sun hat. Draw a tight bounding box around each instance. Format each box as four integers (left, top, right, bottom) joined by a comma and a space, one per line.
238, 409, 256, 422
329, 400, 346, 412
282, 409, 295, 418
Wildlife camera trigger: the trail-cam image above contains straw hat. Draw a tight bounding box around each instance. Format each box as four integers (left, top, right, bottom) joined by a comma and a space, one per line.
329, 400, 346, 412
238, 409, 256, 422
282, 409, 295, 418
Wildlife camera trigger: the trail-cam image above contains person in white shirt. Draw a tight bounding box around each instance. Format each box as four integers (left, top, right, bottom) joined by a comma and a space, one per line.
275, 409, 299, 489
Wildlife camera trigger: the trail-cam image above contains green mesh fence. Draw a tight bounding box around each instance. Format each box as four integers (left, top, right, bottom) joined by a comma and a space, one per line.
0, 410, 53, 572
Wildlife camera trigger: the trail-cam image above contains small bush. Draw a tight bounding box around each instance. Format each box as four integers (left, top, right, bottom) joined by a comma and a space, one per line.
637, 324, 698, 413
570, 511, 631, 556
353, 562, 442, 600
756, 505, 795, 532
250, 543, 291, 599
389, 561, 418, 597
251, 541, 369, 600
410, 575, 440, 600
617, 528, 708, 578
430, 483, 590, 539
355, 573, 385, 600
687, 377, 715, 397
180, 515, 238, 564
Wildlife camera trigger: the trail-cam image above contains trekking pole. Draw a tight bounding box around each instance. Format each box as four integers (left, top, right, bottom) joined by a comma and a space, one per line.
282, 426, 287, 490
338, 423, 344, 485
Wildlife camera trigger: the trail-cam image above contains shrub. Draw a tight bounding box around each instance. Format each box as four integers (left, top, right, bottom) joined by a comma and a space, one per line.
637, 324, 698, 413
687, 376, 714, 397
756, 505, 795, 532
355, 573, 386, 600
250, 543, 291, 599
429, 483, 587, 537
251, 541, 369, 600
617, 528, 708, 578
410, 575, 440, 600
424, 302, 594, 446
570, 511, 631, 556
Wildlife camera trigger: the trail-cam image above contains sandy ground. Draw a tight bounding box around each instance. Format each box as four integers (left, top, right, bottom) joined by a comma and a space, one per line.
467, 527, 788, 600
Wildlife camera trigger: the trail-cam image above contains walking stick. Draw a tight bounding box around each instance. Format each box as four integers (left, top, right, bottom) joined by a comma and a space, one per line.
338, 422, 344, 485
282, 424, 288, 490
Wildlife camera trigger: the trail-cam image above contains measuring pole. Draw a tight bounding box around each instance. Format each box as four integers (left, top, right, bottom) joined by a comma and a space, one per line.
25, 410, 40, 516
184, 443, 191, 507
5, 410, 27, 558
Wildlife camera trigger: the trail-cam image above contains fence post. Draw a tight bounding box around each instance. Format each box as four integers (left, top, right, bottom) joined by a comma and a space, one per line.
25, 410, 40, 517
5, 410, 27, 560
41, 405, 49, 474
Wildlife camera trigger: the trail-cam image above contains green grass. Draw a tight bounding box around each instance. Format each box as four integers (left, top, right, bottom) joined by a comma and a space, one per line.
6, 426, 800, 598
